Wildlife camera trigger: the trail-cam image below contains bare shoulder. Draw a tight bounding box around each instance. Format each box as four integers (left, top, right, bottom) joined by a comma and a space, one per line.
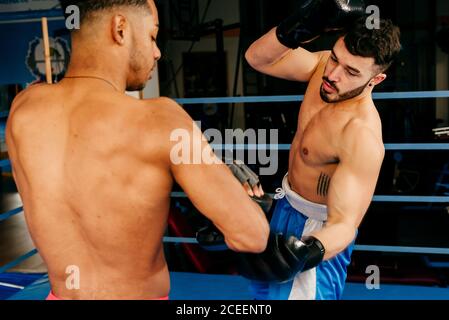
306, 51, 332, 88
341, 118, 385, 162
311, 50, 331, 77
10, 83, 49, 112
317, 50, 331, 68
318, 50, 331, 63
8, 84, 53, 136
144, 97, 183, 113
140, 97, 193, 130
135, 97, 198, 158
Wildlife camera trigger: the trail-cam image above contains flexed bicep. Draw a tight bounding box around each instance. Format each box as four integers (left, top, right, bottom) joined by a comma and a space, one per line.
327, 160, 378, 228
328, 126, 384, 226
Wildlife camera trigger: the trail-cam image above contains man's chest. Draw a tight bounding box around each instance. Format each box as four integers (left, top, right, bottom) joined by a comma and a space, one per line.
294, 103, 349, 166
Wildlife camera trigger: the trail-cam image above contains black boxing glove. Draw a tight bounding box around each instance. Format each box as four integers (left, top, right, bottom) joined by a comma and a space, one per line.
196, 223, 229, 251
196, 194, 273, 252
237, 234, 325, 283
276, 0, 366, 49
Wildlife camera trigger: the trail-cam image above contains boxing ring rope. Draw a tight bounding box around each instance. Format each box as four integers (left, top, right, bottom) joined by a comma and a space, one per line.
0, 207, 23, 222
174, 90, 449, 105
172, 192, 449, 203
161, 237, 449, 255
1, 92, 449, 281
0, 250, 38, 274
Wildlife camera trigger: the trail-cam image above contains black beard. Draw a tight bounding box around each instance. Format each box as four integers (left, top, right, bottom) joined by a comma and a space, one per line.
320, 80, 371, 103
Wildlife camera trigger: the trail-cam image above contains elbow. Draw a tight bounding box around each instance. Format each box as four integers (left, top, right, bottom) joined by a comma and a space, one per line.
245, 49, 272, 74
321, 222, 357, 260
244, 48, 261, 71
346, 223, 358, 240
244, 50, 254, 69
250, 221, 270, 253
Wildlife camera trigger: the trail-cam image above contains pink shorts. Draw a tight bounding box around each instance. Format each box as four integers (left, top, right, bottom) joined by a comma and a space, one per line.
46, 291, 169, 300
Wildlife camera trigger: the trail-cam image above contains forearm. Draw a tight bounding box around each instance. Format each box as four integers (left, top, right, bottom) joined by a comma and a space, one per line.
245, 28, 291, 70
311, 222, 357, 261
224, 200, 270, 253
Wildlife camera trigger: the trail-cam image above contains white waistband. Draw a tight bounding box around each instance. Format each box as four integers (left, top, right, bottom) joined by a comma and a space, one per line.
282, 175, 328, 222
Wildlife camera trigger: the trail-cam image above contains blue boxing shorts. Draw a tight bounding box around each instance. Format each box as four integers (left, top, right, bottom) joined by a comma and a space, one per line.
249, 174, 355, 300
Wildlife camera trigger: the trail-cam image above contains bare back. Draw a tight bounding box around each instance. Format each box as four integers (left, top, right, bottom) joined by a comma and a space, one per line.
7, 82, 174, 299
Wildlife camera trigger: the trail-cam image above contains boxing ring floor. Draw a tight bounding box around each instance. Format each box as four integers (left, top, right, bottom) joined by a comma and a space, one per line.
3, 272, 449, 300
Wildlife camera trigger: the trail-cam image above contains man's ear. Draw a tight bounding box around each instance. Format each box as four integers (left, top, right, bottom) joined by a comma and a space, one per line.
111, 14, 127, 45
371, 73, 387, 87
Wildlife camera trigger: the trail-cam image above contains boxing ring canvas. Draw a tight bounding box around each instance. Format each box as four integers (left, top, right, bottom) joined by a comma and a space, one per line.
5, 272, 449, 300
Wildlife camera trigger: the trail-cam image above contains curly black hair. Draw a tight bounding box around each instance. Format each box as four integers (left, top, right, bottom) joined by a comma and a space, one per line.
343, 17, 401, 72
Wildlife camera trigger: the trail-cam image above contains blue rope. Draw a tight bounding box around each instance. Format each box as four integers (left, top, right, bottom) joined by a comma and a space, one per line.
176, 95, 305, 105
171, 192, 448, 203
209, 144, 449, 151
0, 91, 447, 110
373, 196, 449, 203
0, 249, 38, 274
0, 207, 23, 222
164, 237, 199, 244
211, 144, 290, 150
3, 91, 449, 119
162, 237, 449, 255
173, 91, 449, 105
384, 144, 449, 150
1, 242, 447, 279
354, 245, 449, 255
373, 91, 449, 100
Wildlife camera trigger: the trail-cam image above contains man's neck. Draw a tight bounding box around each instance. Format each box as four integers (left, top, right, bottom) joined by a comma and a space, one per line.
330, 90, 374, 110
65, 65, 126, 92
66, 46, 127, 92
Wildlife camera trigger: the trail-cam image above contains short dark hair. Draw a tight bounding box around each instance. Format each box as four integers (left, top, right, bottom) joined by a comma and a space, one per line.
60, 0, 150, 23
343, 17, 401, 72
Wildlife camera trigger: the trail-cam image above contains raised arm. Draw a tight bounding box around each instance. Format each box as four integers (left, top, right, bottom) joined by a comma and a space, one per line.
164, 100, 270, 253
245, 28, 324, 82
311, 121, 385, 260
245, 0, 366, 82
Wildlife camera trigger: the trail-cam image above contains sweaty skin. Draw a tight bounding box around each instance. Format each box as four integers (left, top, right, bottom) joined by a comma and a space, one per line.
6, 1, 269, 300
246, 28, 385, 260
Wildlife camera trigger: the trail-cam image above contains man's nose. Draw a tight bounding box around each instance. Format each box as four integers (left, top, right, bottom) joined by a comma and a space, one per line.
154, 45, 161, 61
327, 65, 343, 83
